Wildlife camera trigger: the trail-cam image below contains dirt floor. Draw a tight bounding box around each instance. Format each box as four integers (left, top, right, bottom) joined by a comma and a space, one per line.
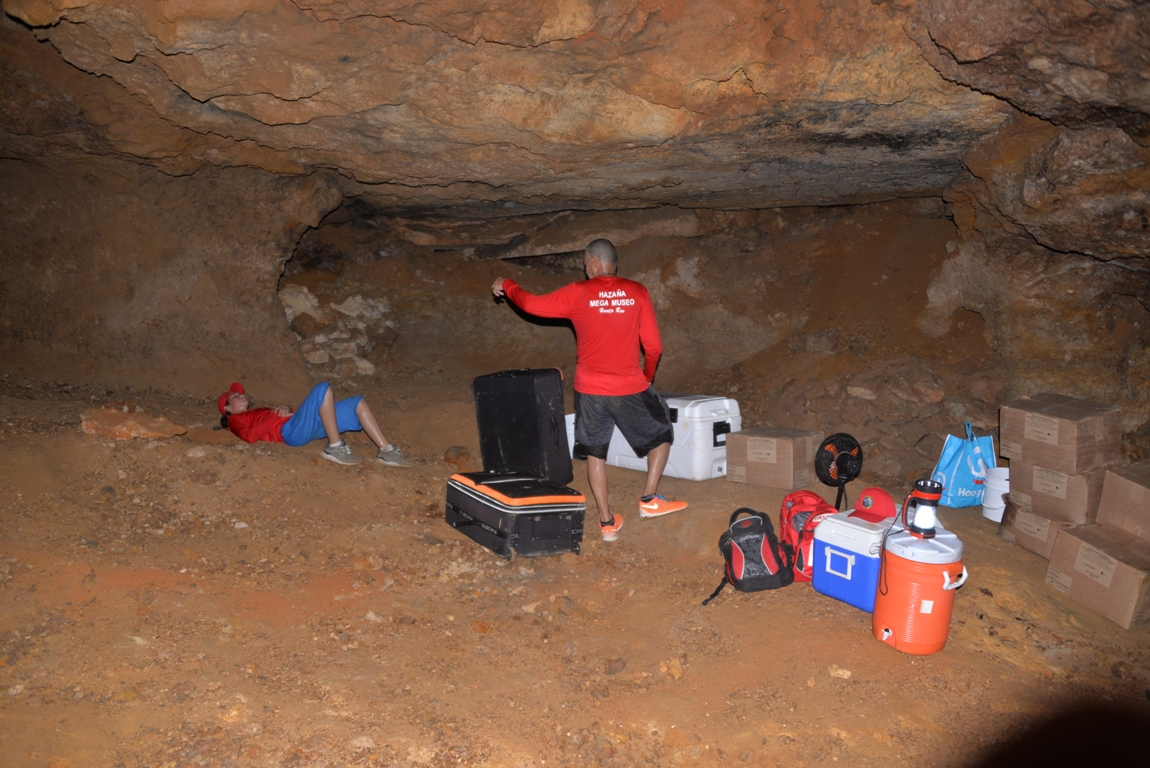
2, 202, 1148, 766
1, 372, 1148, 768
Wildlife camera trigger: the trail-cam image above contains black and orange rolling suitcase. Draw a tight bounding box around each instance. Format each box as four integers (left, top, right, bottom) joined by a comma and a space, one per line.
445, 369, 584, 559
445, 472, 585, 559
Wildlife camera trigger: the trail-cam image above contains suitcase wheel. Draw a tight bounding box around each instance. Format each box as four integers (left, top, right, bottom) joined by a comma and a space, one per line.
501, 546, 516, 562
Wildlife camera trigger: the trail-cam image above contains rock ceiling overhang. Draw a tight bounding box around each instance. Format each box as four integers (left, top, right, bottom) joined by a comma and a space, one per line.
0, 0, 1021, 215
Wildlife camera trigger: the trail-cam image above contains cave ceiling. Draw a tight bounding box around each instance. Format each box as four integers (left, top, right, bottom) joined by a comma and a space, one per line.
1, 0, 1025, 216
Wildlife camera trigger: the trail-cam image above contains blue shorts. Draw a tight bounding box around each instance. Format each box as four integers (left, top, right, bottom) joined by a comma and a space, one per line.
280, 383, 363, 447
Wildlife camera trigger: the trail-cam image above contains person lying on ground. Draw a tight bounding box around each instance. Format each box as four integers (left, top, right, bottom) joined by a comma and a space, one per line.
217, 381, 414, 467
491, 237, 686, 544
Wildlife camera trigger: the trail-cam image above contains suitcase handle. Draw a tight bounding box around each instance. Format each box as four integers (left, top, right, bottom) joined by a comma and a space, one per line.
447, 503, 509, 539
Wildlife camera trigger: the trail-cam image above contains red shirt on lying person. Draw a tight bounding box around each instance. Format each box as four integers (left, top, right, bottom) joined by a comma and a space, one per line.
226, 407, 290, 443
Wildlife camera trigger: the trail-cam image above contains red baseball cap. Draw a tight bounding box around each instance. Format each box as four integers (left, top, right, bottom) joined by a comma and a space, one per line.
849, 487, 896, 523
218, 382, 244, 415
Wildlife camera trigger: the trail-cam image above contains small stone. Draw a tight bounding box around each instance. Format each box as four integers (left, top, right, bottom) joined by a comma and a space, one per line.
190, 469, 219, 485
472, 621, 492, 634
353, 356, 376, 375
8, 684, 25, 696
332, 295, 369, 317
522, 601, 540, 613
278, 283, 320, 321
847, 386, 877, 401
290, 313, 320, 337
233, 521, 249, 529
349, 736, 375, 750
828, 665, 852, 679
373, 324, 399, 348
364, 611, 384, 623
666, 658, 683, 680
186, 446, 206, 458
912, 380, 945, 404
329, 341, 359, 360
604, 657, 627, 675
303, 347, 331, 365
443, 446, 471, 469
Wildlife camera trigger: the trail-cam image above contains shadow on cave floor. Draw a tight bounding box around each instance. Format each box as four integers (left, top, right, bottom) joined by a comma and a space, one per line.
969, 703, 1150, 766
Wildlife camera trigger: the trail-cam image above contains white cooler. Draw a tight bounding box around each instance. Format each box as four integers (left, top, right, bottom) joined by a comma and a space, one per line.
564, 395, 741, 481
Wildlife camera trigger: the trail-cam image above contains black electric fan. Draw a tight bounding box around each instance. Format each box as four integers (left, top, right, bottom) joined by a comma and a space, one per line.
814, 433, 864, 511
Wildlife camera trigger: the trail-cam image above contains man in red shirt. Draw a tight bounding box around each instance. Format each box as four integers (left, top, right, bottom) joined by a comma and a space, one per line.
492, 238, 687, 542
218, 381, 413, 468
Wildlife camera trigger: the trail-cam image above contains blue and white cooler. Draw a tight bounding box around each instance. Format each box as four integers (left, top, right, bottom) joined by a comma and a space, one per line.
812, 488, 899, 612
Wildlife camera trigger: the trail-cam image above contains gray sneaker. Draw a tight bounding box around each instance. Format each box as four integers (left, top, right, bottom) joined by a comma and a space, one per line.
377, 445, 414, 468
322, 442, 361, 466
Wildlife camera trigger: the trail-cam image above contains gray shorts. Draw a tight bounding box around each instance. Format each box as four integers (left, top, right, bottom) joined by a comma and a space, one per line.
573, 387, 674, 461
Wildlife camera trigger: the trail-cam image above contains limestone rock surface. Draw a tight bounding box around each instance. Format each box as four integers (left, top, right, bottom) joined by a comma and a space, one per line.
81, 407, 186, 439
911, 0, 1150, 141
1, 0, 1009, 212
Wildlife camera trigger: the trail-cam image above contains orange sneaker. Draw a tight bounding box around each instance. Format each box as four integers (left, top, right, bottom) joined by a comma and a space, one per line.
638, 494, 689, 519
600, 514, 624, 542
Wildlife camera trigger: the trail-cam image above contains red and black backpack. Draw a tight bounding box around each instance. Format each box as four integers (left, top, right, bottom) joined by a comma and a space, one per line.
702, 508, 794, 605
779, 490, 837, 582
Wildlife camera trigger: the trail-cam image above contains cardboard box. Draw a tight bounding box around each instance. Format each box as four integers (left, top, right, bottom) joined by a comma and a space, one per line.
1008, 461, 1107, 524
998, 498, 1076, 560
1046, 526, 1150, 630
726, 427, 822, 490
999, 393, 1121, 474
1096, 460, 1150, 541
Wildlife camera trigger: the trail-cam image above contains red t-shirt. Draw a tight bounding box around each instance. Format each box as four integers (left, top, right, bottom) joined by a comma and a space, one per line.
502, 275, 662, 396
227, 408, 290, 443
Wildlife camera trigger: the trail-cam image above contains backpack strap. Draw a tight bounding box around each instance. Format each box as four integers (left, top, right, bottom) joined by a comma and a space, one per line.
729, 508, 758, 526
701, 575, 729, 606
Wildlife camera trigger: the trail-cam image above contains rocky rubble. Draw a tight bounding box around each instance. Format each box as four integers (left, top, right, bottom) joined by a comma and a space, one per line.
710, 354, 1006, 488
277, 284, 397, 379
80, 405, 186, 440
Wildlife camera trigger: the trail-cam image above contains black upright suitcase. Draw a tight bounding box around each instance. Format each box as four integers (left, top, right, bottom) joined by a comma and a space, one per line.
472, 368, 573, 485
444, 369, 584, 560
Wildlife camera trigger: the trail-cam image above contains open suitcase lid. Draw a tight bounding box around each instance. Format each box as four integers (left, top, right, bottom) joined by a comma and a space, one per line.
472, 368, 573, 484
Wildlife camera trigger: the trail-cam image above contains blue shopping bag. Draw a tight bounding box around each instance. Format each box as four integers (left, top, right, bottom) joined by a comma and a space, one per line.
931, 422, 996, 507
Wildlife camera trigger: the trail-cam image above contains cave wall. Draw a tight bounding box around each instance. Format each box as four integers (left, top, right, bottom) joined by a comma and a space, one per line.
0, 155, 340, 397
0, 0, 1146, 450
910, 0, 1150, 444
918, 118, 1150, 441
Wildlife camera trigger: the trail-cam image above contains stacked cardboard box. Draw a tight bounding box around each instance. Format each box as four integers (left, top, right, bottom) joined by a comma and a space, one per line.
726, 427, 823, 490
1045, 461, 1150, 629
998, 497, 1077, 560
1000, 394, 1122, 525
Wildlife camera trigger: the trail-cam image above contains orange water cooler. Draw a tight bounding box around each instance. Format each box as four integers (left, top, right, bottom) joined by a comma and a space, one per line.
873, 480, 968, 656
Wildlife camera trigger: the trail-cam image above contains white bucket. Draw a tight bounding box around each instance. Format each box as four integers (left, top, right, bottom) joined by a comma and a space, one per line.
981, 467, 1009, 522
